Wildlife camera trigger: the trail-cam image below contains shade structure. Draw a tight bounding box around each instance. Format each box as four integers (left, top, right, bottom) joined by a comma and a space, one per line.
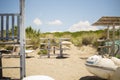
92, 16, 120, 26
92, 16, 120, 56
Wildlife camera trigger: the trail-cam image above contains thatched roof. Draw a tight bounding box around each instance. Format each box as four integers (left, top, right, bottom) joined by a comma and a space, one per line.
92, 16, 120, 26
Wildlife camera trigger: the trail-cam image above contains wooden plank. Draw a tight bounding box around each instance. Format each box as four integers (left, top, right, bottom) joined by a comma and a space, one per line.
25, 45, 33, 47
107, 26, 110, 40
0, 13, 19, 16
12, 15, 14, 40
60, 38, 70, 41
6, 15, 9, 40
0, 42, 19, 45
19, 0, 26, 79
57, 48, 70, 50
0, 36, 18, 40
0, 53, 2, 78
0, 67, 21, 69
1, 16, 4, 39
98, 45, 111, 48
17, 15, 20, 40
112, 25, 115, 56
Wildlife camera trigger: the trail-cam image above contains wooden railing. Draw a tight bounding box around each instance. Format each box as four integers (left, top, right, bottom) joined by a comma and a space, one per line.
0, 14, 20, 43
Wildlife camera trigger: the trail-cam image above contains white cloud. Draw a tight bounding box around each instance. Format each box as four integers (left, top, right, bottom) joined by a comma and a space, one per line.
68, 21, 100, 32
48, 20, 63, 25
50, 30, 62, 33
33, 18, 42, 26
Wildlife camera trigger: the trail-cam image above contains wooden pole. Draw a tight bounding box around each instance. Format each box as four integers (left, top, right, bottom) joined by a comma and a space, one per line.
112, 25, 115, 56
6, 15, 9, 40
118, 26, 120, 39
20, 0, 26, 79
48, 39, 50, 58
0, 52, 2, 78
107, 26, 110, 40
1, 16, 4, 39
53, 46, 55, 54
59, 39, 63, 58
106, 26, 110, 54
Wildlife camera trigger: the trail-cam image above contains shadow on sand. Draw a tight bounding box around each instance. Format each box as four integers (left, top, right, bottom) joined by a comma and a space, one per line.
79, 76, 107, 80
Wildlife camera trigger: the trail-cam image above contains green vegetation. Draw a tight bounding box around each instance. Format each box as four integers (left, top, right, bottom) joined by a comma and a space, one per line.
26, 26, 40, 49
41, 30, 106, 47
38, 50, 47, 55
2, 25, 120, 57
116, 54, 120, 59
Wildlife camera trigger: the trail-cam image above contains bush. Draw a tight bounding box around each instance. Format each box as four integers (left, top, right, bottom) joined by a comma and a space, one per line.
71, 37, 82, 47
26, 26, 41, 49
82, 37, 92, 45
38, 50, 47, 55
116, 53, 120, 59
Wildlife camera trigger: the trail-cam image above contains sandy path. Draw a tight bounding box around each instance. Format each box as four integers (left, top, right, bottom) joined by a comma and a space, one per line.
2, 44, 104, 80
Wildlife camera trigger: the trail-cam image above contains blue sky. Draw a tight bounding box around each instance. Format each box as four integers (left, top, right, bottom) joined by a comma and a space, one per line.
0, 0, 120, 32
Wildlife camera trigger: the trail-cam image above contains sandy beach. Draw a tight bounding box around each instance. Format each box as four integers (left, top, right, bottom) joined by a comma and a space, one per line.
2, 44, 106, 80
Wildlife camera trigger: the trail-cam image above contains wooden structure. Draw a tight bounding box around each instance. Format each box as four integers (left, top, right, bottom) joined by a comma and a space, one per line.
40, 38, 51, 58
92, 16, 120, 56
0, 0, 26, 79
59, 38, 70, 58
40, 38, 70, 58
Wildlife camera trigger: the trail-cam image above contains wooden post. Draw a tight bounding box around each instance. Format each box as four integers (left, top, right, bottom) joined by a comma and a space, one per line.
17, 15, 20, 40
118, 26, 120, 40
47, 39, 50, 58
0, 52, 2, 78
1, 16, 4, 39
107, 26, 110, 40
112, 25, 115, 56
53, 46, 55, 54
19, 0, 26, 79
6, 15, 9, 40
12, 15, 15, 40
107, 26, 111, 54
59, 39, 63, 58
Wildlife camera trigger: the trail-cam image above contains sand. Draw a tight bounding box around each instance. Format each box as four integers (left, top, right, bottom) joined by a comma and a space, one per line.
2, 44, 105, 80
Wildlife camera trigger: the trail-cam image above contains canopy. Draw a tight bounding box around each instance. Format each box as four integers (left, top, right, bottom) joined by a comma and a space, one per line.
92, 16, 120, 26
92, 16, 120, 56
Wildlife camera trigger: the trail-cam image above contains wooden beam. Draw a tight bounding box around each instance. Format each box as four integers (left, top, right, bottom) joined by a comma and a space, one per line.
107, 26, 110, 40
1, 16, 4, 39
0, 13, 19, 16
17, 15, 20, 40
6, 15, 9, 40
19, 0, 26, 79
12, 15, 15, 40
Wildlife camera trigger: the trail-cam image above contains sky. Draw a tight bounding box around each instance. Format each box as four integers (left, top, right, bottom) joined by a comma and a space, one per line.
0, 0, 120, 32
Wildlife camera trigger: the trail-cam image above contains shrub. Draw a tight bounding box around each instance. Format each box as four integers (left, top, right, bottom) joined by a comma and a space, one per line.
26, 26, 41, 49
82, 37, 92, 45
116, 55, 120, 59
71, 37, 82, 46
38, 50, 47, 55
